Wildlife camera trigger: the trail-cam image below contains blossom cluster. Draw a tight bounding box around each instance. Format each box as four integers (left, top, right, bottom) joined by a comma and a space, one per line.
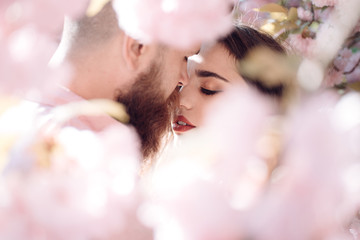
112, 0, 235, 49
145, 87, 360, 240
235, 0, 360, 89
0, 0, 359, 240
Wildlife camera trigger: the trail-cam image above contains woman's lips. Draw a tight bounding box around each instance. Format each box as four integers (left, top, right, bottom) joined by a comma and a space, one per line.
173, 115, 196, 133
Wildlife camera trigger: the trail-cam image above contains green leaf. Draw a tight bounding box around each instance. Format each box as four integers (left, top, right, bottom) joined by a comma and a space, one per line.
351, 47, 359, 53
309, 21, 320, 32
321, 6, 329, 12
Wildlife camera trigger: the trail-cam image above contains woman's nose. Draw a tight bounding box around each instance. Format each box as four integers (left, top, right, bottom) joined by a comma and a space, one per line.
179, 85, 193, 110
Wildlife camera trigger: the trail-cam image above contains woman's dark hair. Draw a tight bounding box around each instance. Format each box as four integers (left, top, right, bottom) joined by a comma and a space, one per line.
218, 25, 286, 98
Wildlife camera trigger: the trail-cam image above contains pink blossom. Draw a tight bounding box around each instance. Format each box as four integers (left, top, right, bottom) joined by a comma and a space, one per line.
234, 0, 276, 27
284, 0, 303, 8
0, 28, 72, 98
334, 48, 353, 71
323, 67, 344, 87
297, 7, 313, 21
244, 92, 358, 240
312, 0, 360, 68
346, 66, 360, 83
143, 87, 274, 240
344, 51, 360, 73
202, 86, 274, 194
312, 0, 338, 8
287, 34, 316, 57
330, 48, 360, 84
351, 21, 360, 35
2, 0, 88, 36
0, 0, 14, 35
0, 124, 151, 239
113, 0, 235, 49
313, 5, 333, 21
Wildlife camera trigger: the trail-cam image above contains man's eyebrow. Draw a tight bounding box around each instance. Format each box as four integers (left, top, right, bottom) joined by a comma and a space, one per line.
195, 69, 229, 82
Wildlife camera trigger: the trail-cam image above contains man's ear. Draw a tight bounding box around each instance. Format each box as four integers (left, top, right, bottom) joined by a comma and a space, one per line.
122, 35, 147, 71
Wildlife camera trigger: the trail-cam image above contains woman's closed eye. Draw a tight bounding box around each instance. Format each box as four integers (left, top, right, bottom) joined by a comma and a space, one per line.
200, 87, 222, 96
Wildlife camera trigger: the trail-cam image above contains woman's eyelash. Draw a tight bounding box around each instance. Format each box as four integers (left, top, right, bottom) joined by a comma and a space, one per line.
200, 87, 221, 96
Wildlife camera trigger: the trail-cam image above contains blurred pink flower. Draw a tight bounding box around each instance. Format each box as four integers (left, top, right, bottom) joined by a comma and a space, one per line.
297, 7, 313, 21
2, 0, 88, 36
244, 92, 357, 240
113, 0, 235, 49
0, 124, 150, 240
351, 21, 360, 34
143, 87, 274, 240
334, 48, 353, 71
284, 0, 303, 8
344, 51, 360, 73
346, 66, 360, 82
142, 172, 243, 240
312, 0, 338, 8
287, 34, 316, 57
234, 0, 277, 27
313, 6, 333, 21
331, 48, 360, 84
0, 0, 14, 35
310, 0, 360, 86
323, 67, 344, 87
202, 86, 274, 193
0, 27, 72, 98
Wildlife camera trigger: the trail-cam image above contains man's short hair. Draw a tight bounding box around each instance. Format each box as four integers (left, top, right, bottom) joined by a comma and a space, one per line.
65, 2, 120, 55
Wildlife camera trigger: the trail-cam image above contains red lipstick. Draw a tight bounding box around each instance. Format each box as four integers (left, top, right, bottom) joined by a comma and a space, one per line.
172, 115, 196, 134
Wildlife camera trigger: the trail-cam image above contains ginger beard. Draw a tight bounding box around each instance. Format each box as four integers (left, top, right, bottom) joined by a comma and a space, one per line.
117, 62, 179, 160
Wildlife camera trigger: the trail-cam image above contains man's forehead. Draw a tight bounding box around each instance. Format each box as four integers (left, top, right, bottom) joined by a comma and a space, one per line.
189, 44, 201, 55
171, 43, 200, 55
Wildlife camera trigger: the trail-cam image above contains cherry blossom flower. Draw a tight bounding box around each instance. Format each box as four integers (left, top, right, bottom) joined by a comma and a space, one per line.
233, 0, 276, 27
2, 0, 88, 36
243, 92, 358, 240
142, 87, 274, 240
297, 7, 313, 21
0, 123, 151, 240
287, 34, 316, 57
312, 0, 338, 8
323, 67, 344, 86
283, 0, 303, 8
113, 0, 235, 49
346, 67, 360, 82
0, 27, 72, 98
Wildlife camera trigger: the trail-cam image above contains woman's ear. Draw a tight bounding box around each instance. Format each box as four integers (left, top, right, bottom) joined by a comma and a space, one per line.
122, 35, 147, 71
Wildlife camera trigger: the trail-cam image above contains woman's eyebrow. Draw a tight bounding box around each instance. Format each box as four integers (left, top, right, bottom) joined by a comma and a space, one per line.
195, 69, 229, 82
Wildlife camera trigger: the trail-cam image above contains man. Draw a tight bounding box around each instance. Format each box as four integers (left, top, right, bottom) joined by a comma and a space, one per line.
49, 2, 199, 160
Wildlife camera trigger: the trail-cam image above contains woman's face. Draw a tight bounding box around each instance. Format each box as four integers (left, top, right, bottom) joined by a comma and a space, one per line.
173, 42, 246, 134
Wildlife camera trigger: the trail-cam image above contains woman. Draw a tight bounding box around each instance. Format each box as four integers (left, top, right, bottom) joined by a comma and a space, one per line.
173, 25, 287, 134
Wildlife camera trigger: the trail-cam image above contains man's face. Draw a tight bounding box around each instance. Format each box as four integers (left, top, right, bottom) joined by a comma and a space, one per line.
156, 46, 201, 101
117, 46, 199, 160
116, 60, 178, 161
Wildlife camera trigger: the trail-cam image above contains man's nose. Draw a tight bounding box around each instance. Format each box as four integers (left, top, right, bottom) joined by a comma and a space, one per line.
178, 66, 190, 87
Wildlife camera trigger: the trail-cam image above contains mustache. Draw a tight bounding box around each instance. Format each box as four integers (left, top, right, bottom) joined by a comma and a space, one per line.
116, 62, 181, 161
167, 88, 180, 120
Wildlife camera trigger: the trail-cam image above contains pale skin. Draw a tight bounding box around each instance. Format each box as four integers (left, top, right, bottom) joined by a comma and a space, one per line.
173, 42, 246, 134
62, 31, 199, 102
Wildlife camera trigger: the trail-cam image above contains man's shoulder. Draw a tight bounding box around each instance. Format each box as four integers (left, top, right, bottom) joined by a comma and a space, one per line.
0, 86, 129, 134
